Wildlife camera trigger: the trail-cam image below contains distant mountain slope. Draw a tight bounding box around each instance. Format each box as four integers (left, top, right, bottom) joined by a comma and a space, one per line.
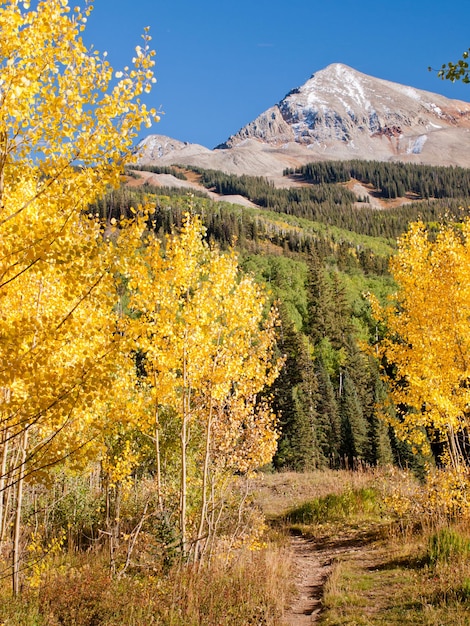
221, 64, 470, 150
136, 64, 470, 176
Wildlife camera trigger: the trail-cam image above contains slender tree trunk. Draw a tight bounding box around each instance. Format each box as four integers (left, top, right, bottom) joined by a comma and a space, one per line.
180, 340, 189, 557
0, 429, 9, 541
447, 424, 465, 469
195, 334, 220, 562
0, 131, 7, 211
12, 427, 28, 596
180, 414, 187, 556
155, 413, 163, 510
153, 373, 163, 511
1, 435, 21, 544
207, 478, 218, 562
0, 387, 13, 542
104, 475, 116, 575
104, 479, 122, 577
195, 404, 213, 562
112, 482, 121, 575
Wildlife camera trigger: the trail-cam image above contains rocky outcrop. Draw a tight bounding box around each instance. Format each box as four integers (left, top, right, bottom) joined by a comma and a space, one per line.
219, 64, 470, 157
135, 134, 212, 164
216, 107, 295, 148
135, 64, 470, 176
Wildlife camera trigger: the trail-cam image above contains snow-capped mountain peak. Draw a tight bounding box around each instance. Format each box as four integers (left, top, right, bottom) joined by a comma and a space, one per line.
218, 63, 470, 155
136, 65, 470, 176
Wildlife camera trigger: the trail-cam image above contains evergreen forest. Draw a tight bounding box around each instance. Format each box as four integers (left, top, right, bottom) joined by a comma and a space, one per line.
97, 159, 470, 474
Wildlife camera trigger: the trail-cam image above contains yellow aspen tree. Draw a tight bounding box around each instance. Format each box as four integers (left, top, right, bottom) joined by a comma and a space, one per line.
371, 219, 470, 468
126, 213, 281, 559
0, 0, 158, 592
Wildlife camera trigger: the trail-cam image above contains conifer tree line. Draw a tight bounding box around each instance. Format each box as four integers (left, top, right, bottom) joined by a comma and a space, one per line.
288, 159, 470, 200
93, 188, 391, 276
129, 164, 188, 180
179, 165, 470, 239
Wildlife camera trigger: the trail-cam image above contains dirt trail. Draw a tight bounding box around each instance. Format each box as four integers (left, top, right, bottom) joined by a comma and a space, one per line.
283, 530, 376, 625
283, 535, 329, 625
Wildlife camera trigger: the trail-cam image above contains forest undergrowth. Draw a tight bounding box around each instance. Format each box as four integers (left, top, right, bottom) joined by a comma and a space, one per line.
267, 468, 470, 626
1, 467, 470, 625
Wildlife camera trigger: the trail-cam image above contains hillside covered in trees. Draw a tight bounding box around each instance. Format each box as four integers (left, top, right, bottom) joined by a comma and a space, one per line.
93, 158, 470, 474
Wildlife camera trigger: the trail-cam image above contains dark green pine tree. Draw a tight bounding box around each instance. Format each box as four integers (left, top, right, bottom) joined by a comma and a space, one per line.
342, 338, 377, 464
315, 357, 342, 467
328, 273, 355, 350
304, 251, 335, 342
362, 357, 393, 466
272, 308, 322, 470
339, 370, 369, 468
289, 335, 323, 470
324, 277, 393, 467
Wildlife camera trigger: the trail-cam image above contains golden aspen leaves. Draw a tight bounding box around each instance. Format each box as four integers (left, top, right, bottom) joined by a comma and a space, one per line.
372, 219, 470, 466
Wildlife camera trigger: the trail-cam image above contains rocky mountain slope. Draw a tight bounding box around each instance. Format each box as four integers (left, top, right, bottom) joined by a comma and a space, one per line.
136, 64, 470, 177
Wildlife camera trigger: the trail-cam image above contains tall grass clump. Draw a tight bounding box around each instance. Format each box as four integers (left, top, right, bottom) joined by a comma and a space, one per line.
427, 527, 470, 566
284, 487, 379, 526
0, 543, 293, 626
381, 466, 470, 536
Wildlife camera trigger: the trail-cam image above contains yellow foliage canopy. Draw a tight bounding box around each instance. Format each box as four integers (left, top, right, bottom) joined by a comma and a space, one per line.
0, 0, 158, 477
372, 220, 470, 465
126, 212, 281, 475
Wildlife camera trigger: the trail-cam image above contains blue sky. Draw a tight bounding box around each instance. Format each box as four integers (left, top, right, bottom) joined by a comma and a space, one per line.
83, 0, 470, 148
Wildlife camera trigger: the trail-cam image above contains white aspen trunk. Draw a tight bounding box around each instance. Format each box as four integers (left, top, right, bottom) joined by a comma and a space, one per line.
105, 478, 116, 576
180, 415, 187, 556
195, 333, 221, 562
155, 415, 163, 511
180, 338, 189, 556
195, 406, 213, 562
0, 387, 12, 541
1, 436, 22, 544
0, 430, 9, 541
12, 428, 28, 596
153, 373, 163, 512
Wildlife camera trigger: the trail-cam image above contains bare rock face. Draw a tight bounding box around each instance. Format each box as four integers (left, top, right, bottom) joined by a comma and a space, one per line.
134, 134, 212, 164
220, 64, 470, 155
217, 106, 296, 146
136, 64, 470, 176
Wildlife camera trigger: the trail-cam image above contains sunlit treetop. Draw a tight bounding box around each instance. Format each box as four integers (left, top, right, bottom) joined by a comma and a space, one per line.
0, 0, 159, 222
0, 0, 160, 478
371, 219, 470, 466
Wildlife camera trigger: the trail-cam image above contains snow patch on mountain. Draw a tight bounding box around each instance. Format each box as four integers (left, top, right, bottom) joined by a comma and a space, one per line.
137, 64, 470, 174
395, 85, 421, 101
406, 135, 428, 154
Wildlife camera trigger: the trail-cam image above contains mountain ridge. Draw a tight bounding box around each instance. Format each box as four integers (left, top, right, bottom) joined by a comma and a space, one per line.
136, 64, 470, 176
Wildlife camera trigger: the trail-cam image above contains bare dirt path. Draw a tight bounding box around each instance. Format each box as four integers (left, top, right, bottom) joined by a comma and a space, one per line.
283, 535, 329, 625
283, 529, 379, 625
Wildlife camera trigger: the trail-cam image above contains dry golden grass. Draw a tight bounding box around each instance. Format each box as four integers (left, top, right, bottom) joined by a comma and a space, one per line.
320, 524, 470, 626
249, 468, 378, 519
0, 543, 295, 625
251, 468, 470, 626
3, 468, 470, 625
